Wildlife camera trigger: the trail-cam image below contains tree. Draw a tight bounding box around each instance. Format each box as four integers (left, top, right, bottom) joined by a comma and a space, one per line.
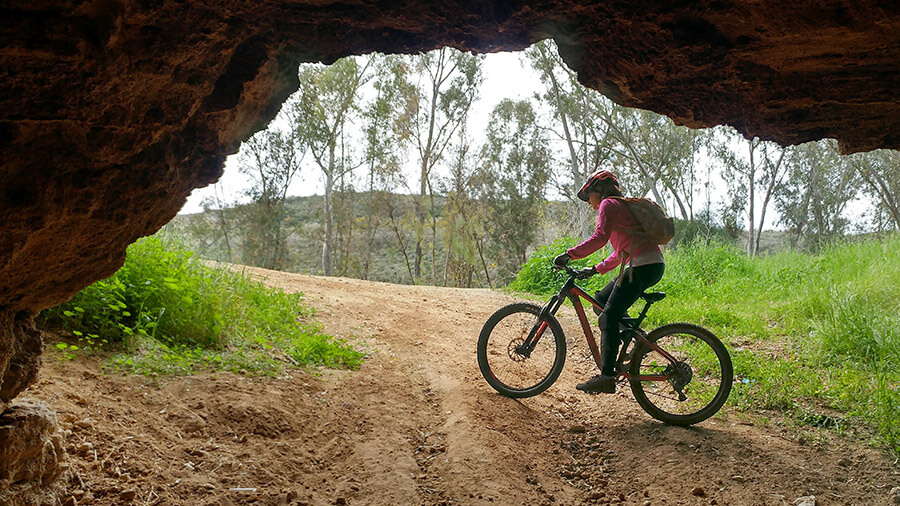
358, 55, 415, 280
479, 99, 552, 282
776, 140, 857, 250
294, 57, 372, 275
526, 40, 616, 235
236, 121, 305, 270
407, 48, 483, 284
850, 149, 900, 232
711, 129, 790, 256
438, 123, 490, 287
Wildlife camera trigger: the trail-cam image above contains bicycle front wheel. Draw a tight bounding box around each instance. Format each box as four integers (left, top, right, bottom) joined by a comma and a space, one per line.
629, 323, 733, 425
477, 303, 566, 398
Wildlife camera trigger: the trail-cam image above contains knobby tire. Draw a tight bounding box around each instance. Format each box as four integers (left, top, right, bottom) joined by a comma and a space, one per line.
477, 303, 567, 398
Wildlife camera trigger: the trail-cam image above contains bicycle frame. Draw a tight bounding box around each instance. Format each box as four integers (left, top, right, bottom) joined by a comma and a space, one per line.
522, 271, 678, 382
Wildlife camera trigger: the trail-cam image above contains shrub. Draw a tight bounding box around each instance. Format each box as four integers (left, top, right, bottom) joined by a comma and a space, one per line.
507, 237, 615, 296
42, 235, 363, 375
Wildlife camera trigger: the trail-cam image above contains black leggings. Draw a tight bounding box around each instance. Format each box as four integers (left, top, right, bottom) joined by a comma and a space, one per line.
594, 263, 665, 376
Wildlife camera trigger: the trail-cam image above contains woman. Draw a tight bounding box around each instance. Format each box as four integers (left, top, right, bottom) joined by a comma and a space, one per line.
554, 170, 665, 394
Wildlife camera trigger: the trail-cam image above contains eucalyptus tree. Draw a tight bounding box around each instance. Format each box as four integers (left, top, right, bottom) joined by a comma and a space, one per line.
236, 116, 305, 270
776, 140, 857, 250
710, 128, 791, 255
478, 99, 552, 282
360, 55, 416, 280
850, 149, 900, 231
593, 103, 705, 220
407, 48, 483, 284
294, 57, 372, 275
439, 124, 490, 287
526, 40, 616, 234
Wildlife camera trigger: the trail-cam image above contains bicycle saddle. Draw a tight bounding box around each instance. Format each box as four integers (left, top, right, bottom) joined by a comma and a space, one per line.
640, 292, 666, 303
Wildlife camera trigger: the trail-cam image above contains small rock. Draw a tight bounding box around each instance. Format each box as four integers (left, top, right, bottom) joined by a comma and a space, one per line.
120, 488, 138, 502
890, 486, 900, 505
589, 490, 605, 499
77, 442, 93, 455
793, 496, 816, 506
569, 425, 587, 434
731, 475, 747, 483
691, 486, 706, 497
643, 501, 651, 506
335, 498, 347, 505
74, 418, 94, 429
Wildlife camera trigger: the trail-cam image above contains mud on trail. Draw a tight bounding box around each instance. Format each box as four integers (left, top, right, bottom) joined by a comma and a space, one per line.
26, 268, 899, 505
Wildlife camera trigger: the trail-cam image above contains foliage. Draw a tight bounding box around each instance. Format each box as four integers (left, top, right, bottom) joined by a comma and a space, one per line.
42, 235, 363, 375
478, 99, 552, 282
510, 234, 900, 454
776, 140, 859, 251
507, 237, 610, 295
237, 112, 305, 270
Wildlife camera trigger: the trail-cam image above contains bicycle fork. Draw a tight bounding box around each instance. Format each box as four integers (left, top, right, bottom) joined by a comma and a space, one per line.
516, 295, 564, 357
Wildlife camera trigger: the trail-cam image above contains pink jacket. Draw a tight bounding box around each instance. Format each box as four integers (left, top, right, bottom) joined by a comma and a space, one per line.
566, 198, 662, 275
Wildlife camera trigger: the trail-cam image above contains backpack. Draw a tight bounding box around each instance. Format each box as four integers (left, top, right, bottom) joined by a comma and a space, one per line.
611, 197, 675, 246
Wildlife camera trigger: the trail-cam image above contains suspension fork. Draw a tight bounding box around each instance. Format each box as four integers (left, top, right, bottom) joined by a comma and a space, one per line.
518, 290, 567, 356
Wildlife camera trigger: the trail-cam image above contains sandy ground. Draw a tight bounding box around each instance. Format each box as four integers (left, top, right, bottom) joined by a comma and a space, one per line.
24, 268, 899, 505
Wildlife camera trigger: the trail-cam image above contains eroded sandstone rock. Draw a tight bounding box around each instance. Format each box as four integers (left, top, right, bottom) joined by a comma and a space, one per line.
0, 398, 69, 506
0, 313, 43, 409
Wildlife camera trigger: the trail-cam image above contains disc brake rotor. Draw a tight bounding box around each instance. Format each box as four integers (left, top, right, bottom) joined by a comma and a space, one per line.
508, 338, 527, 362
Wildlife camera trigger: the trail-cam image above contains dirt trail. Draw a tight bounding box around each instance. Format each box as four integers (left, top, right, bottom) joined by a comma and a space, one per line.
25, 269, 899, 505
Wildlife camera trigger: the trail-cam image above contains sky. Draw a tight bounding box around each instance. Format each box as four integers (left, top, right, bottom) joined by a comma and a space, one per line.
179, 51, 542, 215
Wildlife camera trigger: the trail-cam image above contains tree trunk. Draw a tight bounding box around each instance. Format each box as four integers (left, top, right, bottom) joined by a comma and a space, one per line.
322, 145, 335, 276
747, 140, 757, 257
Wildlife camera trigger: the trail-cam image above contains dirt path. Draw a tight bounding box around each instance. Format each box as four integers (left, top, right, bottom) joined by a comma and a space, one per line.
26, 269, 899, 505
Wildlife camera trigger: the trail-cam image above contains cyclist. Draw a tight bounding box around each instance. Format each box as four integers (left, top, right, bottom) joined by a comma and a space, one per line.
553, 170, 665, 394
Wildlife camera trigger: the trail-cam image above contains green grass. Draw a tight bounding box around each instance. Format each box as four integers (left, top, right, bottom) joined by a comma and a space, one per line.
42, 234, 364, 376
511, 234, 900, 454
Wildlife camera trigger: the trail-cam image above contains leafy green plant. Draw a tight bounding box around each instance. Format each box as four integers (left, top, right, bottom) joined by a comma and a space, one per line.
42, 235, 363, 376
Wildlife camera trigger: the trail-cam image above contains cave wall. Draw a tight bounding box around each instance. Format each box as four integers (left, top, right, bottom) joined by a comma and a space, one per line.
1, 1, 898, 402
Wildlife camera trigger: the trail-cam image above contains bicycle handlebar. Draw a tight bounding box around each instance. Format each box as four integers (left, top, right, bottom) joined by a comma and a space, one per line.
553, 263, 593, 280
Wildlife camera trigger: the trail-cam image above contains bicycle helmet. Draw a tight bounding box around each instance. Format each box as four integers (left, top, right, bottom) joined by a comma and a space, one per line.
577, 170, 620, 202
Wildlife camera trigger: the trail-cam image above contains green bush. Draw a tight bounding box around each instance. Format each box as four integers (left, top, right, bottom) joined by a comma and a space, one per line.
507, 237, 617, 296
42, 235, 363, 375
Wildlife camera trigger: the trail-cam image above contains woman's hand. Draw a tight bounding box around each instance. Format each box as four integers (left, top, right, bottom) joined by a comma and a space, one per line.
575, 266, 597, 279
553, 252, 570, 267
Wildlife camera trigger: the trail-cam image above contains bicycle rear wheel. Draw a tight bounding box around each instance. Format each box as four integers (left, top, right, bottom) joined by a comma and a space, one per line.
629, 323, 733, 425
477, 303, 566, 398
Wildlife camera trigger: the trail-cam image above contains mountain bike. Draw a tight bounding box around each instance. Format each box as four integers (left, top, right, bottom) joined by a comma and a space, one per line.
477, 264, 733, 425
